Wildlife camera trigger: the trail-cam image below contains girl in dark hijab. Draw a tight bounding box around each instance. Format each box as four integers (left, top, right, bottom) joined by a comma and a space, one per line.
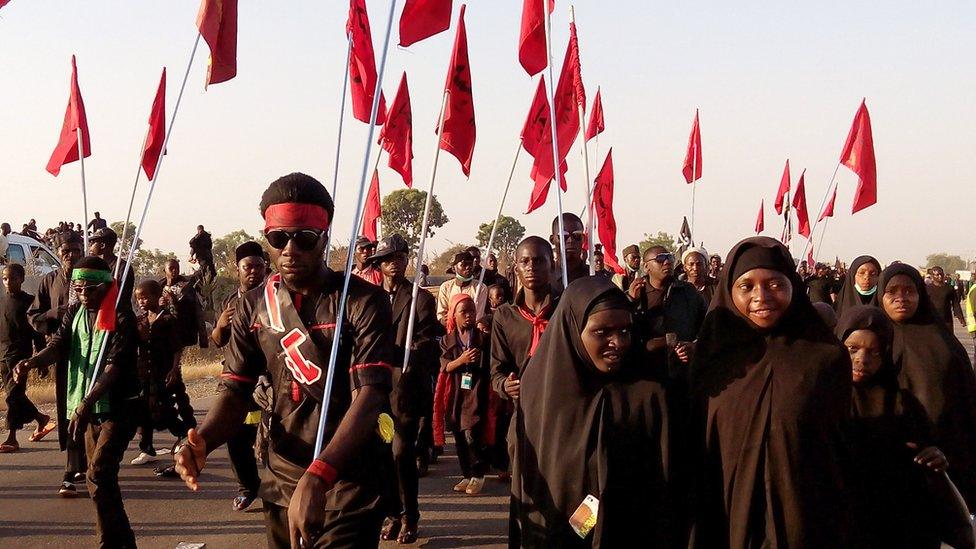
879, 263, 976, 510
690, 237, 851, 549
511, 277, 670, 548
836, 305, 954, 548
833, 255, 882, 317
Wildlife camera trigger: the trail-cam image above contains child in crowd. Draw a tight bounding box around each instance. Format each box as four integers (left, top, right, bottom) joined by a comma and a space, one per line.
435, 294, 490, 495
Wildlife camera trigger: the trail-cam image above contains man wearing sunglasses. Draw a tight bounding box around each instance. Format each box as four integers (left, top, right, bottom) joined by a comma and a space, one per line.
352, 236, 382, 286
630, 245, 707, 366
28, 230, 89, 497
175, 173, 395, 548
17, 255, 141, 547
549, 213, 590, 292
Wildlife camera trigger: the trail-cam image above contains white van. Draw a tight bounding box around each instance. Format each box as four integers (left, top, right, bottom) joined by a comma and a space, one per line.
4, 234, 62, 294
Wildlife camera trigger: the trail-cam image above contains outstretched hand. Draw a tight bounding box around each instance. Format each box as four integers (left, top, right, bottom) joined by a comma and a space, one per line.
175, 428, 208, 491
907, 442, 948, 473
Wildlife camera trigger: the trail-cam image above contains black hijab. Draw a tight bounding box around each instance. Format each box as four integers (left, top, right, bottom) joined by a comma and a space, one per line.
690, 237, 851, 549
512, 277, 670, 548
833, 255, 881, 317
880, 263, 976, 508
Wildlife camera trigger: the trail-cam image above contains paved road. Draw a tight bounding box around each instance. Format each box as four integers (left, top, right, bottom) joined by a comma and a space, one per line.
0, 395, 508, 548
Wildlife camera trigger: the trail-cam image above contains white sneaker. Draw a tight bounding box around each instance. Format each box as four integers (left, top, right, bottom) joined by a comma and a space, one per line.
131, 452, 158, 465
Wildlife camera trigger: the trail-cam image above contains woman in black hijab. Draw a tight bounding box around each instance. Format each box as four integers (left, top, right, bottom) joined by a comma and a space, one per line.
511, 277, 670, 547
833, 255, 882, 317
690, 237, 851, 548
879, 263, 976, 510
836, 305, 949, 548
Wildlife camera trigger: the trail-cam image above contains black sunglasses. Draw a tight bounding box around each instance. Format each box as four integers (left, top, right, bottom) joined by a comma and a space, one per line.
649, 253, 674, 263
265, 229, 324, 251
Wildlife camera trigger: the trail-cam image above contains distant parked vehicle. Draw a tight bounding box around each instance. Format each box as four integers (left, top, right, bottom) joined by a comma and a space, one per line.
4, 234, 61, 294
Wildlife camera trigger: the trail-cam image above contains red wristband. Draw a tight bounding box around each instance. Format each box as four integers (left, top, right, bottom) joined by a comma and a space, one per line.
307, 459, 338, 486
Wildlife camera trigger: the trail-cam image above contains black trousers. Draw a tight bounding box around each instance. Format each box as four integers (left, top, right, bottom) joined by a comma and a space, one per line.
64, 436, 88, 482
263, 500, 384, 548
390, 413, 420, 521
85, 412, 138, 548
227, 422, 260, 498
452, 428, 487, 478
165, 367, 196, 430
1, 360, 40, 430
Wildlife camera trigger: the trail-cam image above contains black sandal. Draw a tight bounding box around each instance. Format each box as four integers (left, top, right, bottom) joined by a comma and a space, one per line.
380, 516, 401, 541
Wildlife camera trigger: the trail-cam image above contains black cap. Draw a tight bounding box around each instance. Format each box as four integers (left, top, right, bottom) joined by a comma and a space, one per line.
355, 236, 376, 249
445, 251, 474, 274
90, 227, 118, 245
367, 234, 409, 263
235, 241, 265, 263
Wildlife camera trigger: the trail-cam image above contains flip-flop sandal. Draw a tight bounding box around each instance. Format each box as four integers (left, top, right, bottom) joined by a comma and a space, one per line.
380, 517, 401, 541
29, 420, 57, 442
397, 525, 418, 544
0, 443, 20, 453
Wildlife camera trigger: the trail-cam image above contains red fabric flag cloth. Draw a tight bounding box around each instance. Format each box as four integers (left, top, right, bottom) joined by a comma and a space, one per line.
806, 246, 815, 271
819, 184, 837, 222
774, 159, 790, 214
593, 149, 623, 274
528, 22, 583, 190
755, 199, 765, 234
525, 161, 567, 214
196, 0, 238, 87
347, 0, 387, 125
792, 169, 811, 238
840, 99, 877, 214
46, 55, 91, 176
142, 68, 167, 181
0, 1, 11, 9
438, 4, 475, 176
379, 72, 413, 187
682, 109, 702, 184
585, 86, 604, 142
361, 169, 381, 241
518, 0, 554, 76
521, 78, 550, 158
399, 0, 452, 47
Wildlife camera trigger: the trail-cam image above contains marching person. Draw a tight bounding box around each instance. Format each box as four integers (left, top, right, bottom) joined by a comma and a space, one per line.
159, 258, 203, 430
611, 244, 642, 292
926, 266, 966, 329
188, 224, 216, 284
549, 213, 589, 291
351, 236, 382, 286
833, 255, 882, 317
436, 250, 486, 326
88, 227, 135, 309
681, 246, 715, 304
175, 172, 396, 548
17, 256, 141, 547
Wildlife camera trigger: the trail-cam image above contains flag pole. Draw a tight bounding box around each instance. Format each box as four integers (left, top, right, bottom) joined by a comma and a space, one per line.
569, 6, 594, 276
798, 163, 840, 264
314, 0, 398, 458
477, 141, 522, 311
543, 0, 569, 284
324, 35, 354, 267
401, 89, 450, 376
815, 216, 830, 264
86, 33, 203, 394
115, 131, 150, 277
77, 135, 90, 252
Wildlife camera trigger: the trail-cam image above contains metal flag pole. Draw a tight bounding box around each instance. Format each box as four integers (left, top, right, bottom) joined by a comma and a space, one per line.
86, 33, 203, 394
401, 90, 450, 376
476, 141, 522, 313
569, 6, 594, 275
115, 131, 150, 277
798, 163, 841, 264
543, 0, 569, 284
77, 135, 90, 252
313, 0, 398, 458
324, 35, 354, 267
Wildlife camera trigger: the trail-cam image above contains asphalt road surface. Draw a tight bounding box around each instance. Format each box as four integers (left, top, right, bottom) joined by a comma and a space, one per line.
0, 395, 508, 548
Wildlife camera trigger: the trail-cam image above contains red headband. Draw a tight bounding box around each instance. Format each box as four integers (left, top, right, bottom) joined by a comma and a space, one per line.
264, 203, 331, 231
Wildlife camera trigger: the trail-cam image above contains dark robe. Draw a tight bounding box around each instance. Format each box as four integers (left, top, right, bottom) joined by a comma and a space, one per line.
27, 269, 74, 449
0, 290, 45, 430
188, 231, 213, 262
836, 306, 943, 549
439, 329, 489, 432
690, 237, 851, 549
833, 255, 881, 318
633, 278, 707, 344
806, 275, 834, 305
388, 280, 441, 420
489, 291, 558, 399
926, 283, 964, 327
551, 262, 591, 293
512, 277, 671, 548
160, 275, 205, 348
880, 263, 976, 509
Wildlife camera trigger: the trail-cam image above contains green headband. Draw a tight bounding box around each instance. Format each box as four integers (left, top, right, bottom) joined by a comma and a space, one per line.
71, 268, 113, 283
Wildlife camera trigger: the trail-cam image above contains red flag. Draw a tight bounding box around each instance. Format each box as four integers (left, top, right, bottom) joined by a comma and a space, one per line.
792, 169, 811, 238
518, 0, 554, 76
0, 1, 11, 9
528, 22, 583, 189
806, 246, 815, 270
347, 0, 387, 125
438, 4, 475, 176
819, 184, 836, 222
585, 86, 604, 142
361, 169, 381, 242
682, 109, 702, 184
399, 0, 452, 47
46, 55, 91, 176
755, 199, 764, 234
142, 69, 167, 181
774, 159, 790, 215
196, 0, 238, 87
521, 78, 551, 158
525, 161, 567, 214
379, 73, 413, 187
840, 99, 877, 214
592, 149, 623, 274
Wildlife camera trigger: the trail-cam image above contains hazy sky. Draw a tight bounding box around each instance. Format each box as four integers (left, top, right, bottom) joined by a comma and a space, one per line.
2, 1, 973, 269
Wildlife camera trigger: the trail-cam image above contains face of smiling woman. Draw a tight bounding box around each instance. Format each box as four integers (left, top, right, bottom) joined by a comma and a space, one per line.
731, 268, 793, 330
580, 308, 632, 373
